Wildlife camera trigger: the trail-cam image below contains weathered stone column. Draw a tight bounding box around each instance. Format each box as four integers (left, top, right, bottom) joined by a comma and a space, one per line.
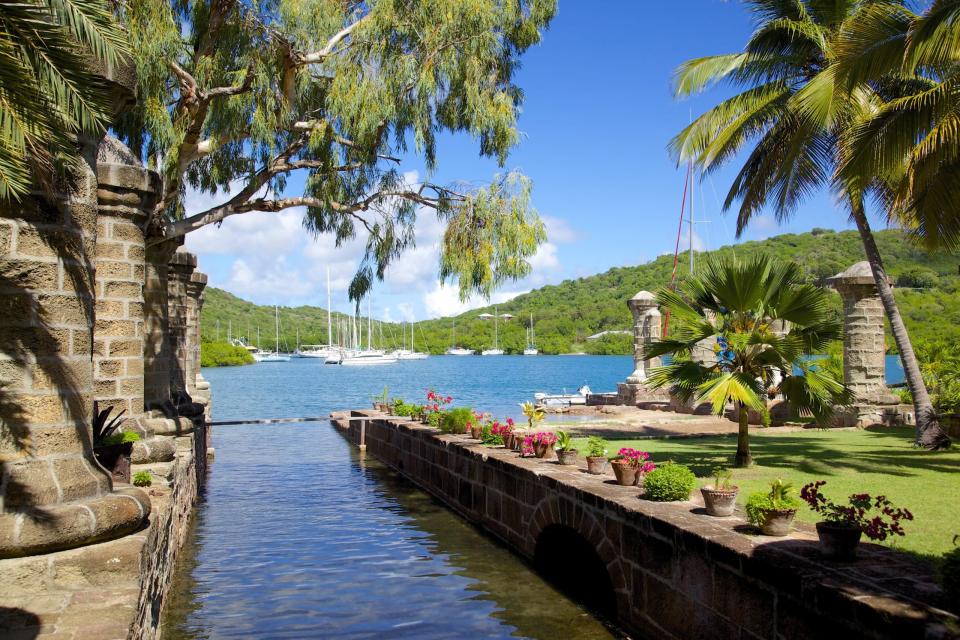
167, 250, 195, 399
143, 239, 181, 413
617, 291, 668, 405
829, 262, 898, 426
0, 144, 150, 557
185, 271, 208, 392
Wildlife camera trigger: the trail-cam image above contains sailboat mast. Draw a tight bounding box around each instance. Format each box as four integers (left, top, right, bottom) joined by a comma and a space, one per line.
689, 164, 695, 274
275, 305, 280, 353
326, 268, 332, 346
367, 297, 371, 351
494, 307, 499, 349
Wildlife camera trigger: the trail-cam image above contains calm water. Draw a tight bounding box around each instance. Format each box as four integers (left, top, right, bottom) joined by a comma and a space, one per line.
161, 356, 631, 640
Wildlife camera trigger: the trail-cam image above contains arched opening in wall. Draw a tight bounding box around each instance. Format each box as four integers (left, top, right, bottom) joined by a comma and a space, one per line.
534, 524, 616, 619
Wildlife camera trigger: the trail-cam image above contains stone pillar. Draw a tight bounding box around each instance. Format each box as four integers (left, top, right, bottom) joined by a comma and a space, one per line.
143, 239, 180, 413
0, 145, 150, 558
829, 262, 898, 425
185, 271, 208, 395
93, 142, 160, 426
167, 249, 196, 400
617, 291, 669, 405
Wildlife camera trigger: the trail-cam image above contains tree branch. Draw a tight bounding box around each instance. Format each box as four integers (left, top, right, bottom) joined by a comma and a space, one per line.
299, 15, 370, 65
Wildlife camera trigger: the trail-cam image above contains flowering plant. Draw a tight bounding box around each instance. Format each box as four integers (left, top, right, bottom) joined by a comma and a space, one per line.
521, 431, 556, 457
423, 389, 453, 415
610, 447, 655, 474
800, 481, 913, 541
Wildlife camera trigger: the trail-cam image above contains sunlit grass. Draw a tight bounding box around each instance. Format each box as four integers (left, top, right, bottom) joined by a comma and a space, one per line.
574, 427, 960, 559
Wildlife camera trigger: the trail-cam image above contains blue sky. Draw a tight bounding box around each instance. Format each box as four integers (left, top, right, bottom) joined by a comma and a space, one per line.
186, 1, 881, 322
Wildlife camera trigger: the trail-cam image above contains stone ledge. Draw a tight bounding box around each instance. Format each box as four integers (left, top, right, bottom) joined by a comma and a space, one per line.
332, 411, 958, 640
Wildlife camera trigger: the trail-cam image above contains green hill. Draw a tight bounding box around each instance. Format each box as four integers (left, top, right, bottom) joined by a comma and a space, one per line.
200, 229, 960, 357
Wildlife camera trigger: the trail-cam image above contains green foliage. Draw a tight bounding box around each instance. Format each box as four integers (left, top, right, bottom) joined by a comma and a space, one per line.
439, 407, 474, 435
520, 402, 545, 429
0, 0, 128, 201
132, 471, 152, 487
120, 0, 556, 302
102, 430, 141, 446
201, 229, 960, 356
426, 410, 445, 428
556, 431, 574, 452
643, 463, 696, 502
391, 399, 419, 417
586, 436, 607, 458
912, 339, 960, 414
897, 268, 939, 290
746, 479, 800, 526
200, 341, 255, 367
711, 466, 733, 491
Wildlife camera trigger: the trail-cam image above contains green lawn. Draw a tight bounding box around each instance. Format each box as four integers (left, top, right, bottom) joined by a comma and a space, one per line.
573, 427, 960, 559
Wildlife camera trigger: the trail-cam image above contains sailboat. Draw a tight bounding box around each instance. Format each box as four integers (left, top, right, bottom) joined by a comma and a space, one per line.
445, 317, 474, 355
256, 306, 290, 362
341, 296, 397, 366
481, 307, 505, 356
523, 312, 538, 355
295, 268, 338, 359
393, 321, 428, 360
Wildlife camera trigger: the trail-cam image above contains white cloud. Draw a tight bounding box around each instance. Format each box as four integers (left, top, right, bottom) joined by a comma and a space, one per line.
541, 215, 578, 244
750, 214, 779, 239
422, 280, 528, 318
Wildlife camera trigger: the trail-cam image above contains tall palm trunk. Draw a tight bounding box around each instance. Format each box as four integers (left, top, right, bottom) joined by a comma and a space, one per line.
735, 403, 752, 467
849, 202, 950, 450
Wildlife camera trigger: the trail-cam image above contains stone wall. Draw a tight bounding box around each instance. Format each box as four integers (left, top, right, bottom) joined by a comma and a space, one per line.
333, 412, 957, 640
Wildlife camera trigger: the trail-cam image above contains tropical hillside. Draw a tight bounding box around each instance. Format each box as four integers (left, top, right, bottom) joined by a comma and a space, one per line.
200, 228, 960, 357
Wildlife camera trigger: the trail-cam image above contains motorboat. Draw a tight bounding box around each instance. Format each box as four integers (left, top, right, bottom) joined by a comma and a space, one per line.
480, 348, 505, 356
534, 385, 592, 407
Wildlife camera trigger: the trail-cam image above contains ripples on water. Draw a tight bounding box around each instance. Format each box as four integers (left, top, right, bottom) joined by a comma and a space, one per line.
162, 356, 632, 639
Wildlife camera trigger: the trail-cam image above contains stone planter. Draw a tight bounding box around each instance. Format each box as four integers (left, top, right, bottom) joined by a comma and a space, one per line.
94, 442, 134, 484
534, 442, 555, 459
816, 521, 863, 560
757, 509, 797, 536
586, 456, 607, 475
611, 461, 640, 486
556, 449, 578, 465
701, 486, 739, 517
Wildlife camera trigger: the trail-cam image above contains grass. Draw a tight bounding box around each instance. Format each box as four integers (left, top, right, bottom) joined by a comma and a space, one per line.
574, 426, 960, 559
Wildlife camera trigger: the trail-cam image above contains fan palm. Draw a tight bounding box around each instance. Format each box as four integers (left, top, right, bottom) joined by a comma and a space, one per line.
670, 0, 950, 449
0, 0, 128, 201
646, 254, 853, 467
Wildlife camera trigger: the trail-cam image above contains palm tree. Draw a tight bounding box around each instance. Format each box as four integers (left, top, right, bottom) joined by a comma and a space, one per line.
646, 254, 853, 467
0, 0, 127, 201
670, 0, 950, 449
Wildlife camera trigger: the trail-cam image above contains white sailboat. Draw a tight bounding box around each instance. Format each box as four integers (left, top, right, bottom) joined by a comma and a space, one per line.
523, 312, 538, 355
295, 268, 338, 359
445, 318, 474, 355
393, 321, 428, 360
341, 296, 397, 366
480, 307, 504, 356
256, 306, 290, 362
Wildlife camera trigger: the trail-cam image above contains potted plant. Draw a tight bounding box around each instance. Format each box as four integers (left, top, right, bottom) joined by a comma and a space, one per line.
643, 462, 696, 501
92, 402, 140, 483
610, 447, 655, 486
800, 480, 913, 560
524, 431, 557, 458
746, 479, 800, 536
585, 436, 607, 474
371, 386, 390, 412
555, 431, 578, 465
469, 412, 486, 439
701, 466, 739, 517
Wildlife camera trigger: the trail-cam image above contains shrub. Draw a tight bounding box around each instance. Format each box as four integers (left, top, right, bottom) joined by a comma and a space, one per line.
426, 410, 445, 428
392, 399, 418, 417
643, 463, 696, 501
745, 479, 800, 525
439, 407, 474, 434
133, 471, 152, 487
200, 341, 255, 367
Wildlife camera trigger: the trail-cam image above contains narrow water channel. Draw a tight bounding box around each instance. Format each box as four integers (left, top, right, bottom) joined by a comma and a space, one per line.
161, 358, 627, 638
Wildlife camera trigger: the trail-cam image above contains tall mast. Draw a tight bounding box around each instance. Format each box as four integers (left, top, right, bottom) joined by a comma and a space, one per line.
367, 296, 371, 351
275, 305, 280, 353
689, 164, 695, 274
326, 267, 332, 346
494, 306, 499, 349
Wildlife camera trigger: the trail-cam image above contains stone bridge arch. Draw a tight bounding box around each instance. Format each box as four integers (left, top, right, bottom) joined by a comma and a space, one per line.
527, 496, 628, 617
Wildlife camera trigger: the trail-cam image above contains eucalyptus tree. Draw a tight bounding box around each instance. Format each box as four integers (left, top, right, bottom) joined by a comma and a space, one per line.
669, 0, 950, 449
119, 0, 556, 301
646, 254, 852, 468
0, 0, 128, 201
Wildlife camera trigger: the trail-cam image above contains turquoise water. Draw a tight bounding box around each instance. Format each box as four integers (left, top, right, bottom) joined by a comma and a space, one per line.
161, 356, 630, 639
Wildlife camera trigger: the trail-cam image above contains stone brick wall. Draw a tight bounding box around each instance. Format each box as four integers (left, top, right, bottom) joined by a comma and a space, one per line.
334, 413, 957, 640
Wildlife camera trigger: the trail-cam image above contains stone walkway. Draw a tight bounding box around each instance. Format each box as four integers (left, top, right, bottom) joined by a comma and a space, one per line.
542, 405, 813, 440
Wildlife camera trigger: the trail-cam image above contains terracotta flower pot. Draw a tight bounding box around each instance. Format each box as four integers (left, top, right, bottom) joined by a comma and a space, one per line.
503, 432, 515, 449
701, 487, 739, 517
94, 442, 134, 484
470, 425, 483, 440
585, 456, 607, 475
534, 442, 554, 459
611, 461, 640, 486
512, 431, 527, 452
556, 449, 578, 465
758, 509, 797, 536
815, 521, 863, 560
